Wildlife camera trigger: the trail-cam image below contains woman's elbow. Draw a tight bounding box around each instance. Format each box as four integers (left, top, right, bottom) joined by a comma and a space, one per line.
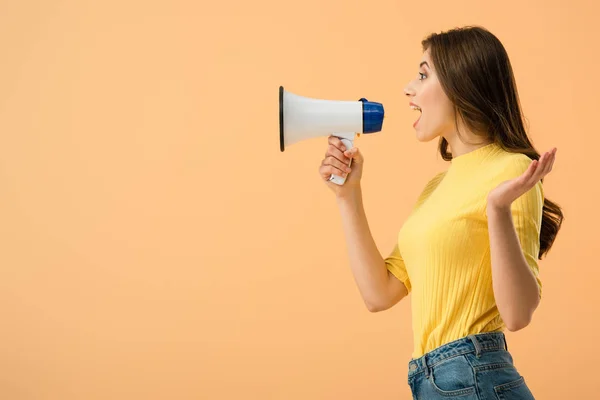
505, 318, 530, 332
504, 309, 536, 331
365, 296, 397, 313
366, 295, 404, 313
503, 293, 540, 331
366, 300, 388, 313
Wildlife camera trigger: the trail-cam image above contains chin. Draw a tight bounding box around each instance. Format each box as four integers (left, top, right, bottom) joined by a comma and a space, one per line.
415, 128, 438, 143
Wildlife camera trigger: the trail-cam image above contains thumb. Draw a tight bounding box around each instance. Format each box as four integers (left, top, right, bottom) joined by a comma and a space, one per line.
344, 147, 364, 164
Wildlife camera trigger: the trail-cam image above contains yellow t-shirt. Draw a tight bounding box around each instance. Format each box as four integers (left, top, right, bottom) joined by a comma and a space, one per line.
386, 142, 544, 359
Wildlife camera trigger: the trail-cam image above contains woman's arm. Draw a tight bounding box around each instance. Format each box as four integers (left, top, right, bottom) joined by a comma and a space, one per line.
486, 148, 556, 331
337, 190, 409, 312
487, 205, 540, 331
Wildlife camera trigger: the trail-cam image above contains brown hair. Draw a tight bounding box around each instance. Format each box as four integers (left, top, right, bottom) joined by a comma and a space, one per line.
422, 26, 563, 259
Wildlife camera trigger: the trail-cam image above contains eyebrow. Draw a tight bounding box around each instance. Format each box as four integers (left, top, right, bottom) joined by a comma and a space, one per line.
420, 61, 430, 69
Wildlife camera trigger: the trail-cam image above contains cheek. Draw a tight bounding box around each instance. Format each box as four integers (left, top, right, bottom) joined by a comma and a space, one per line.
425, 88, 453, 127
417, 98, 452, 141
433, 86, 454, 118
421, 87, 440, 121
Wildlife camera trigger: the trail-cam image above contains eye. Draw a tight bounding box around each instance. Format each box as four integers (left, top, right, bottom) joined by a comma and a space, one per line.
418, 72, 426, 81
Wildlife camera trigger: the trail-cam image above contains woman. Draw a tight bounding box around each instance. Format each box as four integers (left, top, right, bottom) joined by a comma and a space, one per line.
319, 26, 564, 399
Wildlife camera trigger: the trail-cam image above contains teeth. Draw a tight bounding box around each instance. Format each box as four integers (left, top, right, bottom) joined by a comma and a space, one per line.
410, 105, 422, 111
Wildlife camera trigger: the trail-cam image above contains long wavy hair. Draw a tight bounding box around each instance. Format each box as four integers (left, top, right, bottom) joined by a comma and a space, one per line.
422, 26, 563, 259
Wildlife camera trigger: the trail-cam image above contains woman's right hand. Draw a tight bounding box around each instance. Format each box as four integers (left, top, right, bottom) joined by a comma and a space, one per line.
319, 135, 364, 198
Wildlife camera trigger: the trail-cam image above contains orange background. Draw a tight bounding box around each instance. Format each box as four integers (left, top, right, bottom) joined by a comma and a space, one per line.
0, 1, 597, 399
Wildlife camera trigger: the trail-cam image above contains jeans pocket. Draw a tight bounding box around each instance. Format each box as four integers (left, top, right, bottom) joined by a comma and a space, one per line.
494, 376, 535, 400
428, 355, 477, 397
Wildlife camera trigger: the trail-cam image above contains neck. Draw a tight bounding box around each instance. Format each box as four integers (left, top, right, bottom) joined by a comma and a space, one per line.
447, 140, 501, 172
445, 134, 493, 158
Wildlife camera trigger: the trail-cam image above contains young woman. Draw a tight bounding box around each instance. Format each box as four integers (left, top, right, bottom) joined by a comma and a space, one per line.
319, 26, 564, 399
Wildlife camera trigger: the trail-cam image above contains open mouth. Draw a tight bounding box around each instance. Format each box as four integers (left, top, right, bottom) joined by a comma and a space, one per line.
410, 104, 422, 127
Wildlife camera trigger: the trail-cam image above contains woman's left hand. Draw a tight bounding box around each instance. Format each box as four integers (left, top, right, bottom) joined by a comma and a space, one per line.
487, 148, 557, 210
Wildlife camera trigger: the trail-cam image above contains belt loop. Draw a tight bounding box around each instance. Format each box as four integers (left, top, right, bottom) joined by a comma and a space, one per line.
504, 335, 508, 351
423, 355, 430, 378
467, 334, 482, 358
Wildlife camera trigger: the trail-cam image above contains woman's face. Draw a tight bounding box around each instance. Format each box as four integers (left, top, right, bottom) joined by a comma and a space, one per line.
404, 48, 456, 142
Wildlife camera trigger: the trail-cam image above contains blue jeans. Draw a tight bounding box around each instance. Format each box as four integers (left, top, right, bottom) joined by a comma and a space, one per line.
407, 332, 535, 399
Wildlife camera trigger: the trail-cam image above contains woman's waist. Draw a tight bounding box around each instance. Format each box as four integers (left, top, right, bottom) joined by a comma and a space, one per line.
408, 331, 507, 377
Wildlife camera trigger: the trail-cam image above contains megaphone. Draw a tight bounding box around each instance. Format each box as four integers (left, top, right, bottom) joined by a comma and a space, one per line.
279, 86, 384, 185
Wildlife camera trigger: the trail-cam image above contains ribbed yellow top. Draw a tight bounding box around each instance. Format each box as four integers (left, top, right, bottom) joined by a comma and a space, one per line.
386, 143, 544, 358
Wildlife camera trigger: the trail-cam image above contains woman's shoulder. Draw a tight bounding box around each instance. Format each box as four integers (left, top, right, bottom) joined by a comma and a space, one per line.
422, 170, 447, 193
492, 150, 544, 197
413, 170, 447, 207
429, 169, 447, 182
495, 150, 535, 177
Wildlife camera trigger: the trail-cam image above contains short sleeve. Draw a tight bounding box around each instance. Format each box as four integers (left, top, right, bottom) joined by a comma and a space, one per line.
385, 242, 411, 293
509, 162, 545, 298
384, 171, 446, 294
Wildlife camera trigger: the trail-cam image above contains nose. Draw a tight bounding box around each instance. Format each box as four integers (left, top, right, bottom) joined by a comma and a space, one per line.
404, 82, 415, 97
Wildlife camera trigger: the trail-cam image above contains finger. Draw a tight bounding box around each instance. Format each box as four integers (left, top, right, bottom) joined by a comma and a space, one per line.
529, 153, 548, 183
525, 158, 539, 178
544, 148, 557, 175
539, 153, 553, 176
344, 147, 363, 163
326, 144, 351, 165
323, 155, 352, 174
328, 135, 347, 152
518, 158, 539, 186
537, 151, 555, 178
320, 165, 348, 181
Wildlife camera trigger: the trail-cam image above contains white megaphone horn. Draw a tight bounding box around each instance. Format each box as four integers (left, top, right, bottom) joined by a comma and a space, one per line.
279, 86, 385, 185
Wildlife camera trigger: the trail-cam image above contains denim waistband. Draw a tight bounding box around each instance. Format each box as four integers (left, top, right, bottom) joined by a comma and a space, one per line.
408, 332, 508, 378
